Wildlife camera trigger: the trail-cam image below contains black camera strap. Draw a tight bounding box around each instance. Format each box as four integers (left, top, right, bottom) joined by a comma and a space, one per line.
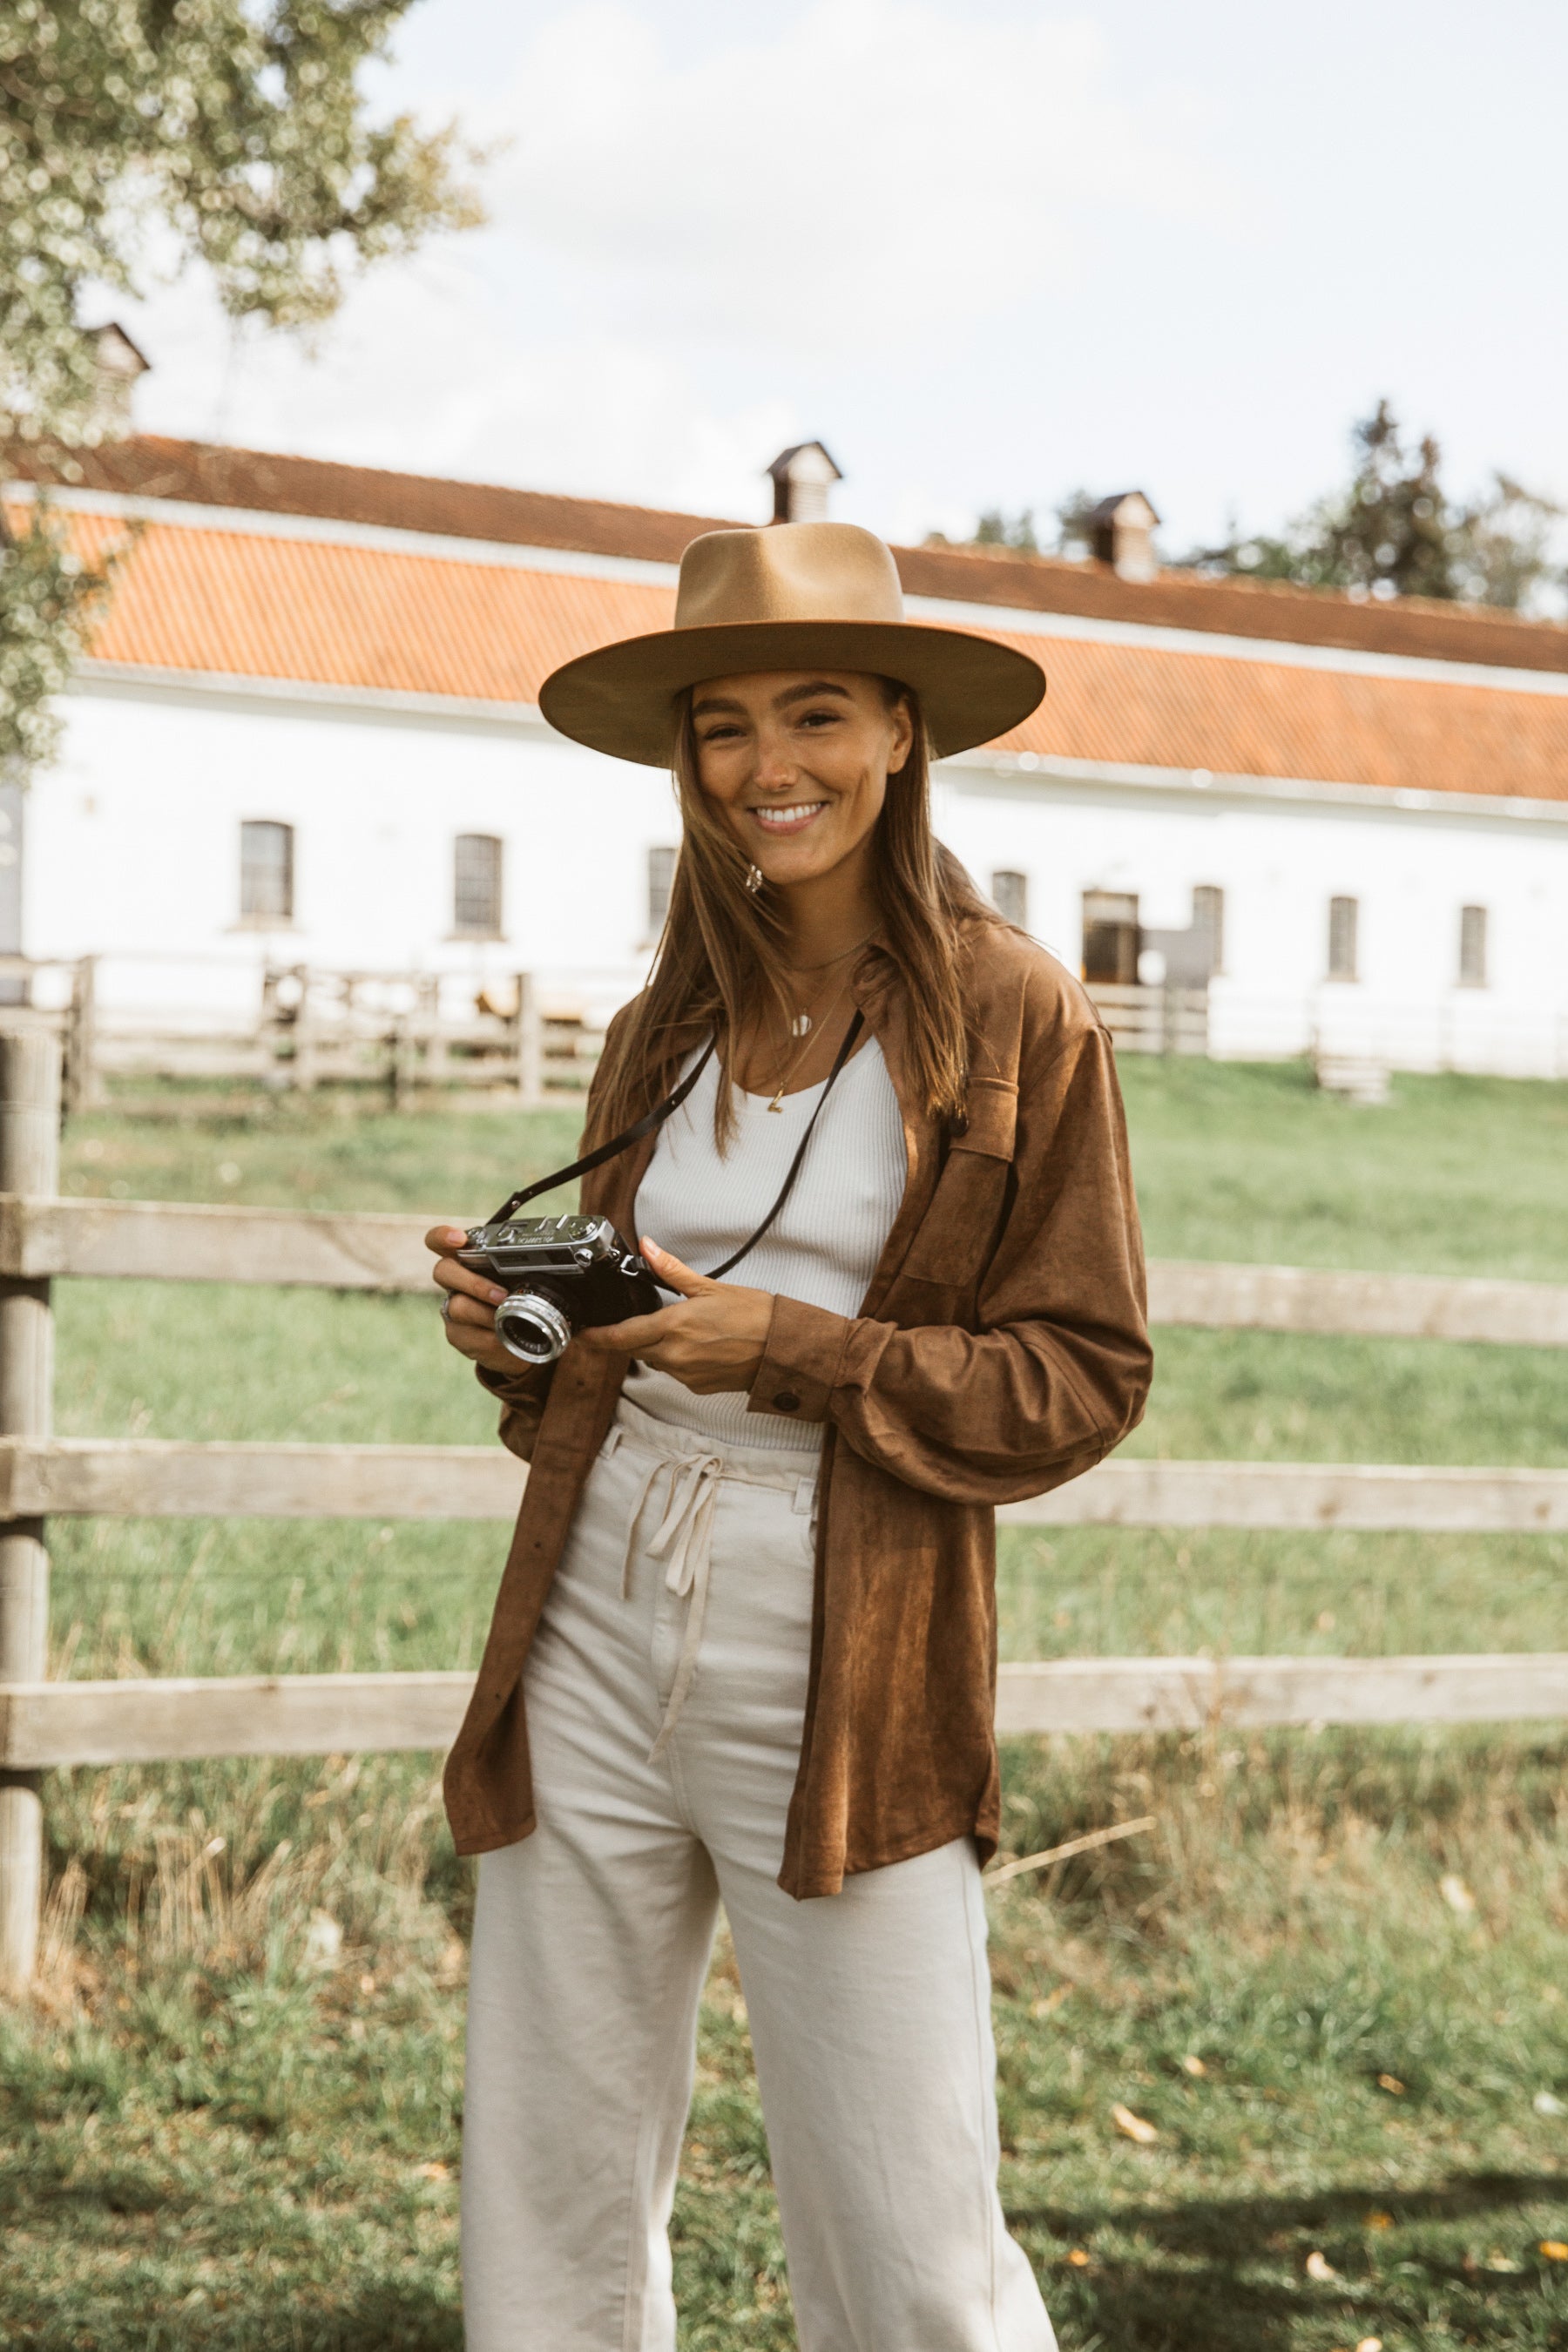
490, 1038, 720, 1224
486, 1010, 867, 1288
702, 1010, 864, 1283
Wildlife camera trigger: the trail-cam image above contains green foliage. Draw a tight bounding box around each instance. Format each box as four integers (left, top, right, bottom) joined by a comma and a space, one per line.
0, 502, 116, 771
1052, 484, 1103, 560
0, 0, 483, 784
925, 507, 1041, 555
3, 1065, 1567, 2343
1185, 401, 1565, 612
0, 0, 484, 449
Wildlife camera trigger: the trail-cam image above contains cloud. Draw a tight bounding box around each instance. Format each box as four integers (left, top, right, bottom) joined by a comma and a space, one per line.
112, 0, 1222, 519
114, 248, 795, 517
483, 0, 1220, 349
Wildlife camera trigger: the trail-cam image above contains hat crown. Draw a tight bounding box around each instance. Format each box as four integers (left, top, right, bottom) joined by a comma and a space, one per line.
675, 521, 905, 634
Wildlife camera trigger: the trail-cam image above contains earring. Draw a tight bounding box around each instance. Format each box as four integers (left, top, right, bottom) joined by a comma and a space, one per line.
744, 863, 764, 895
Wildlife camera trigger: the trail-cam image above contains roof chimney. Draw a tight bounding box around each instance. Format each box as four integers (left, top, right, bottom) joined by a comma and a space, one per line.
767, 441, 843, 525
1087, 490, 1160, 583
88, 322, 151, 439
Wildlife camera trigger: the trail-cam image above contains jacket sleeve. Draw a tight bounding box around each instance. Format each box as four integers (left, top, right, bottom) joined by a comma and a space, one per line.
476, 1361, 555, 1463
744, 1017, 1151, 1504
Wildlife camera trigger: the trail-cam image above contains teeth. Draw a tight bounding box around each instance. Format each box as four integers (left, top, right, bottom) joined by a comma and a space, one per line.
754, 802, 825, 827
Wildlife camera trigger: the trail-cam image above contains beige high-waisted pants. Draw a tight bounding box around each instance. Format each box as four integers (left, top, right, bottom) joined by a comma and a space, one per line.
462, 1394, 1056, 2352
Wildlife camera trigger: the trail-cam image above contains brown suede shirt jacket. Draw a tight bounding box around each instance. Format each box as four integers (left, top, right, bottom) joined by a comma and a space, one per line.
443, 916, 1152, 1898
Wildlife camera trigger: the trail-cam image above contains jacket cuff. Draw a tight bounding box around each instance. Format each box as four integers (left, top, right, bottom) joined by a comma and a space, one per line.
476, 1360, 550, 1409
747, 1294, 852, 1425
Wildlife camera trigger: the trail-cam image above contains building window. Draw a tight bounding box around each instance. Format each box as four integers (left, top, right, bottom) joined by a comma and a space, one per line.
1457, 903, 1488, 987
240, 821, 294, 922
991, 869, 1028, 928
1327, 895, 1358, 981
647, 845, 678, 937
1082, 889, 1139, 985
1192, 883, 1225, 975
454, 834, 504, 936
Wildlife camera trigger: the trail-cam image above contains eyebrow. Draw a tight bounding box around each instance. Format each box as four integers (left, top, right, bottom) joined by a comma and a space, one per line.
691, 680, 852, 719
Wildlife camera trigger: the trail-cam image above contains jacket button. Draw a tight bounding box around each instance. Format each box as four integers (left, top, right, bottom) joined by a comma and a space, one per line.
772, 1389, 801, 1413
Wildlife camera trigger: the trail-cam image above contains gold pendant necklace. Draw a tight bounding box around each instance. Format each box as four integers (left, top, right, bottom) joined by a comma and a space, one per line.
773, 930, 875, 1064
767, 973, 855, 1111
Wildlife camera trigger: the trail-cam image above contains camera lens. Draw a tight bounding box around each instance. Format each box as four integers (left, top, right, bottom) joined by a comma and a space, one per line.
494, 1287, 574, 1365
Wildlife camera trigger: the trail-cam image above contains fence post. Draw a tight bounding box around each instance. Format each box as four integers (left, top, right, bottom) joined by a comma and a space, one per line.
389, 1016, 418, 1112
516, 973, 544, 1107
64, 956, 99, 1116
292, 967, 317, 1093
0, 1026, 60, 1988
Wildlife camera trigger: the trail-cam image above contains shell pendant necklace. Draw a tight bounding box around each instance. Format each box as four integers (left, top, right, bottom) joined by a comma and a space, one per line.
767, 967, 859, 1111
759, 930, 876, 1111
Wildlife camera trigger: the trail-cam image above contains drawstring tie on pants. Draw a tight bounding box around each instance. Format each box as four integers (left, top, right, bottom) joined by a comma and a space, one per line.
605, 1427, 725, 1760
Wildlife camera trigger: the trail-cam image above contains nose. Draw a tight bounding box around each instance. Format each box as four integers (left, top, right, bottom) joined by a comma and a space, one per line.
748, 718, 801, 794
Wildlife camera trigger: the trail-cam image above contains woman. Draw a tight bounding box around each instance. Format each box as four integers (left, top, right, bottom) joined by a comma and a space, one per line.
429, 520, 1151, 2352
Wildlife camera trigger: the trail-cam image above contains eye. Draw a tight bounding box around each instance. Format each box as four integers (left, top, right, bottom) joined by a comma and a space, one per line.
796, 706, 842, 729
698, 721, 745, 743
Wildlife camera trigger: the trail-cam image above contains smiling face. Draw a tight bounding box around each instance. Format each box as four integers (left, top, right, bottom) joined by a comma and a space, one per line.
689, 669, 915, 895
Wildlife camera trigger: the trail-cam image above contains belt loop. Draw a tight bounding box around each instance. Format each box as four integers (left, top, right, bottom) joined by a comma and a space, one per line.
792, 1475, 814, 1517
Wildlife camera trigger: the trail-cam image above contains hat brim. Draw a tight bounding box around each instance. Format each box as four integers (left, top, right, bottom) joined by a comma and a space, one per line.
537, 619, 1044, 767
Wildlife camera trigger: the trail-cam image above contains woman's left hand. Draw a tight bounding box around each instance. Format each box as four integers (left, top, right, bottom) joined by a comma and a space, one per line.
578, 1238, 774, 1393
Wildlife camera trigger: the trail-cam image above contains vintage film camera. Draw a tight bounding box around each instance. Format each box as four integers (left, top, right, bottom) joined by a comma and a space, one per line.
456, 1010, 866, 1369
456, 1212, 661, 1366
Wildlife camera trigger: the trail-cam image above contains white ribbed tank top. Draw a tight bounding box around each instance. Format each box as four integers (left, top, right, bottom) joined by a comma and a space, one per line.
623, 1036, 908, 1451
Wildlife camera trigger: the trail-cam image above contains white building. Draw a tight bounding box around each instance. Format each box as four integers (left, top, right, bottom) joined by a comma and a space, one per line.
5, 423, 1567, 1077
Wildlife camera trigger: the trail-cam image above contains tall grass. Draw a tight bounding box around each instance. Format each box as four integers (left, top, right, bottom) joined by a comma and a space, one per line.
3, 1060, 1567, 2349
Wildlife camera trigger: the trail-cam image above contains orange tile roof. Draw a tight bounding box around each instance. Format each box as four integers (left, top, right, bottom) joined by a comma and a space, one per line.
48, 507, 670, 706
16, 431, 1568, 678
5, 436, 735, 568
987, 632, 1568, 802
18, 502, 1568, 808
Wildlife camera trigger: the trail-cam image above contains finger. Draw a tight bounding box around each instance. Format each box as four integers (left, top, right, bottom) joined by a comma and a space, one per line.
578, 1305, 685, 1354
443, 1291, 497, 1329
639, 1239, 713, 1300
424, 1223, 474, 1256
443, 1320, 499, 1360
431, 1256, 509, 1308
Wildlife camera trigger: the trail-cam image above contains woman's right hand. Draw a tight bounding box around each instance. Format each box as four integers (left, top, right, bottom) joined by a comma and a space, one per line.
426, 1224, 525, 1378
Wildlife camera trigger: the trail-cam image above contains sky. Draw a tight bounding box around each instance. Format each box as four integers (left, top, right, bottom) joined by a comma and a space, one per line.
111, 0, 1568, 558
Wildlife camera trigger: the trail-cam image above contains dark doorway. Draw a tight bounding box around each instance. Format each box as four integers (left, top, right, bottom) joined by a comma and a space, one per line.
1082, 890, 1139, 984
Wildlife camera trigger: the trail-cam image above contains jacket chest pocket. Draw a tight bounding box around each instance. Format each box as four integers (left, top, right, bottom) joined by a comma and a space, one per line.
900, 1079, 1017, 1293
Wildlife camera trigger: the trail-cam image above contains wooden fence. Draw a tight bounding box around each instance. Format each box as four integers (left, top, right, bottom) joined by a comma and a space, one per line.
5, 954, 1204, 1118
1083, 981, 1209, 1058
0, 956, 607, 1112
3, 1031, 1567, 1984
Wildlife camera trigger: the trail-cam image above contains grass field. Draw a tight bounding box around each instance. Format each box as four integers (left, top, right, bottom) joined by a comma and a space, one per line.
3, 1058, 1566, 2349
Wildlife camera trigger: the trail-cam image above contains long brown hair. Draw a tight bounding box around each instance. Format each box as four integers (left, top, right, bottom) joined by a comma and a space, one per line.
587, 679, 1001, 1148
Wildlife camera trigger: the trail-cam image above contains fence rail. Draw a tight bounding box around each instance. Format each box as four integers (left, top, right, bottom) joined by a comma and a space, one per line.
1083, 981, 1209, 1058
0, 1438, 1565, 1532
3, 1032, 1566, 1984
4, 1195, 1567, 1346
0, 956, 609, 1111
7, 1652, 1568, 1772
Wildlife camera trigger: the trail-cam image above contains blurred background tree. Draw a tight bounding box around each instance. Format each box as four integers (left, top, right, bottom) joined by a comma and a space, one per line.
1181, 400, 1565, 612
0, 0, 484, 769
926, 507, 1041, 554
936, 410, 1565, 617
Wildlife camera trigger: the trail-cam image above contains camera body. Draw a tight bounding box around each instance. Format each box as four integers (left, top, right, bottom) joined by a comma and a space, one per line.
457, 1212, 661, 1366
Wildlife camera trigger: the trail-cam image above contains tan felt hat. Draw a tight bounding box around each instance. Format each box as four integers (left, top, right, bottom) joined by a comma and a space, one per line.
538, 520, 1045, 767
